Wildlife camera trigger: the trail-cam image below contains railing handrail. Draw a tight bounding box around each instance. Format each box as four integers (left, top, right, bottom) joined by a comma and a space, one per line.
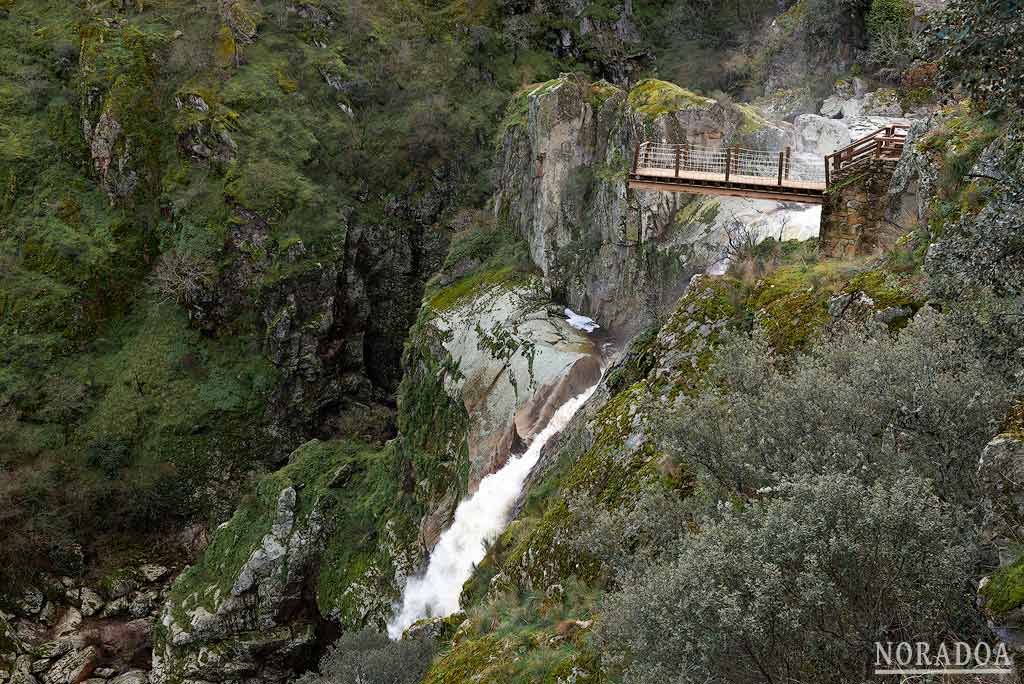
823, 126, 909, 187
631, 140, 825, 186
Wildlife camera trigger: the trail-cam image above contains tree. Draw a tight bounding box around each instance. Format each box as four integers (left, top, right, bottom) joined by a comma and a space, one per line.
865, 0, 915, 74
598, 473, 977, 684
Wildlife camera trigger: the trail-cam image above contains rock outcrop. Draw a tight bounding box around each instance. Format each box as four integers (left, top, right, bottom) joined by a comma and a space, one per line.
492, 74, 791, 337
0, 566, 175, 684
152, 440, 421, 684
425, 275, 601, 491
978, 429, 1024, 669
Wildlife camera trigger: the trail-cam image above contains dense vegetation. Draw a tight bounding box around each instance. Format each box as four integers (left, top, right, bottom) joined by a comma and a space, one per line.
0, 0, 636, 590
1, 0, 858, 592
3, 0, 1024, 681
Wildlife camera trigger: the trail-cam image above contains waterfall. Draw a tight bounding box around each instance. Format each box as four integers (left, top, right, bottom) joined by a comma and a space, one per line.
386, 380, 601, 638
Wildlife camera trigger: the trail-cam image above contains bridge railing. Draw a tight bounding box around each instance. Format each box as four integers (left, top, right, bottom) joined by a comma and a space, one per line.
633, 141, 826, 185
824, 124, 910, 186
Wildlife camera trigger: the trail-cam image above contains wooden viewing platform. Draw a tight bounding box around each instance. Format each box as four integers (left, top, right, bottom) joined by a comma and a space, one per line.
628, 125, 910, 205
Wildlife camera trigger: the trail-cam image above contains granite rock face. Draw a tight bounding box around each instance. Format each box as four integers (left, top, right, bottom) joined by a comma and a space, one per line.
492, 74, 792, 338
426, 276, 602, 494
152, 485, 325, 684
152, 439, 421, 684
978, 431, 1024, 669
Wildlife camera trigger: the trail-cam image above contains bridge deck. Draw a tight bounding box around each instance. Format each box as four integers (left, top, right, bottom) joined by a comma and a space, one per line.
628, 127, 911, 205
631, 165, 826, 191
628, 177, 826, 203
628, 141, 827, 204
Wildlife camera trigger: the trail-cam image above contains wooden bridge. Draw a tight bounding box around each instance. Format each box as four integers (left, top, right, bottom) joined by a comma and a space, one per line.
628, 125, 910, 204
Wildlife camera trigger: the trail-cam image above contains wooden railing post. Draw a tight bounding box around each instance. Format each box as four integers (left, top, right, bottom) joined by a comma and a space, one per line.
674, 144, 682, 178
632, 143, 641, 176
778, 151, 785, 186
784, 146, 791, 180
825, 155, 831, 187
725, 147, 732, 181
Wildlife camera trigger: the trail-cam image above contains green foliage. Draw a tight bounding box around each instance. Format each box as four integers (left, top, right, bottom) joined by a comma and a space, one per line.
3, 0, 618, 591
918, 103, 999, 214
663, 310, 1014, 504
866, 0, 914, 69
424, 580, 605, 684
634, 0, 777, 94
298, 629, 437, 684
0, 297, 277, 588
866, 0, 913, 37
927, 0, 1024, 113
598, 472, 976, 684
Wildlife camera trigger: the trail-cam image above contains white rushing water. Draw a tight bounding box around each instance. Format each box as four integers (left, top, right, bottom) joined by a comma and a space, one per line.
386, 379, 600, 638
564, 308, 601, 333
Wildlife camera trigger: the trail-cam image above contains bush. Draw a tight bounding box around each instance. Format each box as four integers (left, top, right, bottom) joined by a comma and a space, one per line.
598, 472, 977, 684
571, 488, 692, 581
866, 0, 914, 72
150, 249, 216, 307
296, 629, 437, 684
663, 310, 1014, 503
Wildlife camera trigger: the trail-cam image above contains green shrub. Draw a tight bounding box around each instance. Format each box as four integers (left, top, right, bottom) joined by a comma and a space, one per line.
663, 310, 1014, 503
598, 472, 977, 684
866, 0, 914, 69
927, 0, 1024, 112
297, 629, 437, 684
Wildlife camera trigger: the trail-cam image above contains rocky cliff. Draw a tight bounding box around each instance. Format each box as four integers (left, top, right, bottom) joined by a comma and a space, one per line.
492, 74, 794, 337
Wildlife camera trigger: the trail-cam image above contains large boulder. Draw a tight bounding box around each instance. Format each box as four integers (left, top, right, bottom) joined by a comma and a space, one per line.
978, 430, 1024, 665
979, 433, 1024, 566
44, 647, 98, 684
421, 272, 601, 498
792, 115, 852, 156
887, 118, 941, 231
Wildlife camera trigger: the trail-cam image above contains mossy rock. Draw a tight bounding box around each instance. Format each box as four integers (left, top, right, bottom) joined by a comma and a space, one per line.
627, 79, 714, 120
750, 263, 852, 353
982, 555, 1024, 617
168, 438, 401, 626
842, 269, 920, 310
423, 588, 607, 684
